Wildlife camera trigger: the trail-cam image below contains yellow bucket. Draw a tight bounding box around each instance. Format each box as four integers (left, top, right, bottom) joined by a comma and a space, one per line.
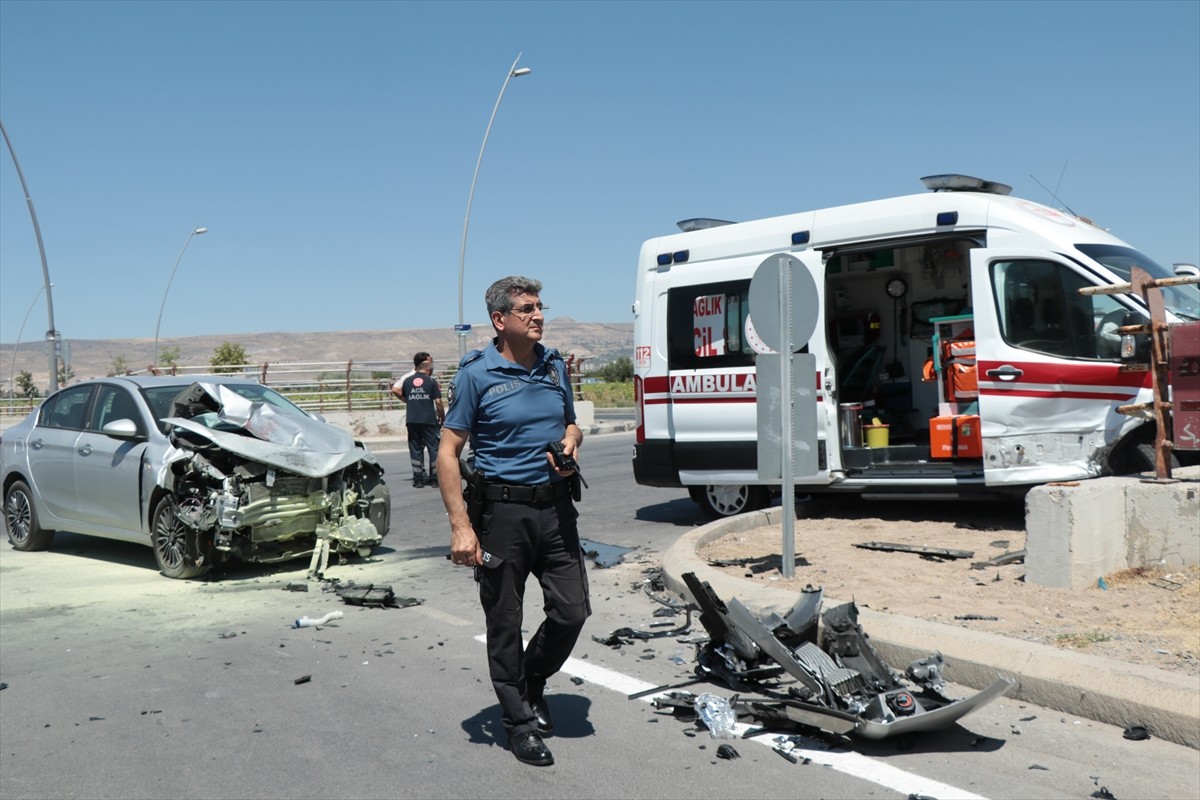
863, 423, 890, 448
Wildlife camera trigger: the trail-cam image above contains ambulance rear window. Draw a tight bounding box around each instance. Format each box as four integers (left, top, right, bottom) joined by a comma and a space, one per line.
666, 280, 756, 370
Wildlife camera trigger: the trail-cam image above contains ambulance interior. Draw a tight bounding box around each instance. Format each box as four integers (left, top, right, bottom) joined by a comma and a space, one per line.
824, 238, 982, 472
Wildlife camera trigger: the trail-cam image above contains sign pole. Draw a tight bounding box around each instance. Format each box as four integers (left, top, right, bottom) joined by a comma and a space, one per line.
778, 256, 796, 579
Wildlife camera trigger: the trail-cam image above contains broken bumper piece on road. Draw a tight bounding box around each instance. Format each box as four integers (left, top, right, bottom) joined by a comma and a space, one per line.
673, 572, 1014, 741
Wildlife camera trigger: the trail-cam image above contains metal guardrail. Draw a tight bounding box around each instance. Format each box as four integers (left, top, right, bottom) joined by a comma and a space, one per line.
0, 358, 588, 417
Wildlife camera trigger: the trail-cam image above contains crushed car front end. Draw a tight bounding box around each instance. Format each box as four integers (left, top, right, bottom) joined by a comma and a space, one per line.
151, 381, 390, 574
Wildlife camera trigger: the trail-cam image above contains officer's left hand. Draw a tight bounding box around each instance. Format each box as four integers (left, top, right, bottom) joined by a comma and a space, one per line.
547, 438, 579, 477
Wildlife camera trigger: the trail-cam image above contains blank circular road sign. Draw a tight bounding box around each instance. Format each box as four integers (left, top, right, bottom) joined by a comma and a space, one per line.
748, 253, 818, 353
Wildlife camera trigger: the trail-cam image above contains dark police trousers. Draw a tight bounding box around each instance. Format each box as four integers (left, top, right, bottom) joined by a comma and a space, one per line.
475, 493, 590, 734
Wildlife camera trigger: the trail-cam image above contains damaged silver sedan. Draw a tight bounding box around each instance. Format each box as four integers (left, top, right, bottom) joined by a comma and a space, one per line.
1, 376, 390, 579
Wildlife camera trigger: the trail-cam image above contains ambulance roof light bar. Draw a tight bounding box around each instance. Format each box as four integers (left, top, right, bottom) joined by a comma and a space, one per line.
677, 217, 736, 232
921, 174, 1013, 196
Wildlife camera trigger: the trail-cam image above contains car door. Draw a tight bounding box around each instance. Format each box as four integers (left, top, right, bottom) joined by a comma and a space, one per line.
73, 383, 152, 535
26, 384, 94, 521
970, 248, 1150, 485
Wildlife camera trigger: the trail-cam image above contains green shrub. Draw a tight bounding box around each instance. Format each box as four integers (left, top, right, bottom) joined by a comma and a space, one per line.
581, 381, 633, 407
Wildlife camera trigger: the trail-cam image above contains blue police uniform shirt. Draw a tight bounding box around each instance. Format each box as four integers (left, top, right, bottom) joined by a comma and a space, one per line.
444, 340, 576, 486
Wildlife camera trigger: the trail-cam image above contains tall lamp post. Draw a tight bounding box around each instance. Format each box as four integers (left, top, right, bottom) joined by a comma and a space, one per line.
457, 53, 532, 360
1, 118, 60, 392
8, 283, 52, 405
153, 226, 208, 368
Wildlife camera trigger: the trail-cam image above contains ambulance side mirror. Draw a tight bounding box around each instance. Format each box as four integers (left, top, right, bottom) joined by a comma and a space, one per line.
1119, 311, 1152, 364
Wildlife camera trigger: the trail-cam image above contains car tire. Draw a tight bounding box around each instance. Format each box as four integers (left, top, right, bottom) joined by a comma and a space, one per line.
692, 484, 769, 519
151, 496, 209, 580
4, 480, 55, 551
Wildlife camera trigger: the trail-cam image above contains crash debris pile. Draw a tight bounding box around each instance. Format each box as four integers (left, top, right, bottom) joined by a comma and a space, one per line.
642, 572, 1013, 741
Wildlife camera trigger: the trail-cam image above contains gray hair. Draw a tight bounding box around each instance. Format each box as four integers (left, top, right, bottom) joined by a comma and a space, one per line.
485, 276, 543, 317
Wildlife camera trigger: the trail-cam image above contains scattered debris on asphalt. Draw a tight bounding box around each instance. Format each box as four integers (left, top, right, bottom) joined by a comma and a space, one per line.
335, 582, 422, 608
593, 577, 695, 647
1122, 725, 1150, 741
659, 572, 1014, 741
715, 743, 740, 760
853, 541, 974, 561
293, 610, 343, 628
294, 675, 312, 685
284, 582, 309, 592
579, 538, 634, 568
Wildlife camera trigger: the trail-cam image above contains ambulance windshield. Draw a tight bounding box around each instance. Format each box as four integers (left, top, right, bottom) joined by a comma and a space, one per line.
1075, 244, 1199, 321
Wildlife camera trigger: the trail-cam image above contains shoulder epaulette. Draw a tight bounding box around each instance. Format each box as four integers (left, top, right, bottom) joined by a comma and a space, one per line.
458, 349, 485, 369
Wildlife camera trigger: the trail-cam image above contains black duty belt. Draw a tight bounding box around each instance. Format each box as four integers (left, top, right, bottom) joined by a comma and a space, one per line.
483, 480, 571, 503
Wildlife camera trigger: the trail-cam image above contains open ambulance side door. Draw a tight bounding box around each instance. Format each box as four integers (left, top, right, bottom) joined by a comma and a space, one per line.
969, 248, 1151, 485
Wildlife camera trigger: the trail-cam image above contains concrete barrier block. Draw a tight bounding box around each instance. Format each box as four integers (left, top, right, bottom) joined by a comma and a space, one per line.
1125, 479, 1200, 570
1026, 481, 1126, 589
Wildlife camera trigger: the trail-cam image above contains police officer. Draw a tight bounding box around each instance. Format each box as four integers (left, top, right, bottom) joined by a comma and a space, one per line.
437, 276, 589, 767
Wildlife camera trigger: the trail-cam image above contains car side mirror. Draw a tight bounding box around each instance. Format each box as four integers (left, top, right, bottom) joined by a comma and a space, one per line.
101, 418, 142, 439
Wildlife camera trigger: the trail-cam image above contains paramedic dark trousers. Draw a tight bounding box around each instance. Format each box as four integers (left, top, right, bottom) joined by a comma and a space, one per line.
407, 423, 441, 482
475, 494, 590, 734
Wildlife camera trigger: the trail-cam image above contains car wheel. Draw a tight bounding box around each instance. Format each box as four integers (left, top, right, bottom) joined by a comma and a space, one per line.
359, 471, 391, 541
693, 484, 769, 519
5, 480, 55, 551
151, 497, 209, 580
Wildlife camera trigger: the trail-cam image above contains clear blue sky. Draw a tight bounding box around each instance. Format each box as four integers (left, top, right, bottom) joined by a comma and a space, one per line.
2, 0, 1197, 345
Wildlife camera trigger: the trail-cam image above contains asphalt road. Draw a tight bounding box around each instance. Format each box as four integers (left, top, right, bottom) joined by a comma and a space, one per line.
1, 431, 1196, 800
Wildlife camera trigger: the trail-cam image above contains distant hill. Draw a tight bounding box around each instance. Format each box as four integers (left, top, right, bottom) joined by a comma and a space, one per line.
1, 319, 633, 388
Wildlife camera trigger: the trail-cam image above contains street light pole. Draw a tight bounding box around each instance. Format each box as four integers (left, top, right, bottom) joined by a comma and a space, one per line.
457, 53, 532, 361
8, 283, 51, 405
0, 118, 60, 392
153, 226, 208, 368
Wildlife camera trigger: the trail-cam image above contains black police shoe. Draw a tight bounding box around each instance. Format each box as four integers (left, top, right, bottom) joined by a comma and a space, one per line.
509, 730, 554, 766
531, 697, 554, 736
412, 478, 424, 488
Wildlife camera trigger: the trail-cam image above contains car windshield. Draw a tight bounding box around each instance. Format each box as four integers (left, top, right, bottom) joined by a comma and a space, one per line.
1075, 244, 1199, 321
140, 382, 309, 433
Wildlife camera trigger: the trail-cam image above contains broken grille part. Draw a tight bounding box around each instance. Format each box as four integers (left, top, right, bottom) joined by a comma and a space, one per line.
675, 572, 1014, 741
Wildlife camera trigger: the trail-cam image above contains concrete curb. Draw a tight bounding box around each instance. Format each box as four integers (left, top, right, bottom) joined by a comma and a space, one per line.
660, 506, 1200, 749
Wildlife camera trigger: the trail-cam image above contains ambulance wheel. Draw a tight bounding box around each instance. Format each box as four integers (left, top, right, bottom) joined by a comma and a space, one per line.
1110, 433, 1180, 476
692, 484, 769, 519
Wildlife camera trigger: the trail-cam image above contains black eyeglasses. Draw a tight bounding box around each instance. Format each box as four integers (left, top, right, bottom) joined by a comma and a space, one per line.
506, 303, 548, 318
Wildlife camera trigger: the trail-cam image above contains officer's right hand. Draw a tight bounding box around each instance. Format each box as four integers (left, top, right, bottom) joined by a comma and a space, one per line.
450, 524, 481, 567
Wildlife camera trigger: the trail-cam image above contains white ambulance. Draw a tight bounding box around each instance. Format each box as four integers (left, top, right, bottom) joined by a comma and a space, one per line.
631, 175, 1199, 517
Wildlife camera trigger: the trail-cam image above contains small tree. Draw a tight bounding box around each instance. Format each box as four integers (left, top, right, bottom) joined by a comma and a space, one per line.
107, 354, 132, 377
15, 371, 39, 399
210, 342, 250, 374
57, 360, 76, 386
158, 345, 181, 371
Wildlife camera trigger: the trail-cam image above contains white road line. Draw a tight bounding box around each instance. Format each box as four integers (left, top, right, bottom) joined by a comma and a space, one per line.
474, 634, 988, 800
